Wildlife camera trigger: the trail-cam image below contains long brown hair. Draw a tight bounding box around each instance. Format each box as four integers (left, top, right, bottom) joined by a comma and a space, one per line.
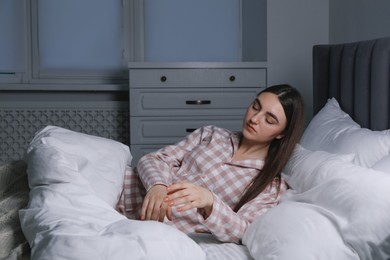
234, 84, 305, 212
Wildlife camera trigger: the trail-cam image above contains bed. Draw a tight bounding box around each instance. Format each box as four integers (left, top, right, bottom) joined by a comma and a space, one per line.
1, 36, 390, 260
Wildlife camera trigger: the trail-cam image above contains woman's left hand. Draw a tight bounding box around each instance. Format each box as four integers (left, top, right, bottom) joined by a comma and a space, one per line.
165, 182, 214, 218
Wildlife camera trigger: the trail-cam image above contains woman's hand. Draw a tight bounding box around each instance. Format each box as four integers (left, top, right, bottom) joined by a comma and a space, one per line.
165, 182, 214, 219
140, 184, 172, 222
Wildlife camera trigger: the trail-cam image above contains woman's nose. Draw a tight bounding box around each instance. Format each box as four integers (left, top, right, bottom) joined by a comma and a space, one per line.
250, 113, 261, 124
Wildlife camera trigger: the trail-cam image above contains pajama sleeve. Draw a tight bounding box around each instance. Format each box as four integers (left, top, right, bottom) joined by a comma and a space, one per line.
137, 127, 208, 191
199, 179, 288, 243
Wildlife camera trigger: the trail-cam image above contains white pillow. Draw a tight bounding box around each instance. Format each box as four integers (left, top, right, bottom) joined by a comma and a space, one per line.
246, 148, 390, 260
282, 144, 354, 193
300, 98, 390, 167
371, 155, 390, 174
26, 125, 132, 207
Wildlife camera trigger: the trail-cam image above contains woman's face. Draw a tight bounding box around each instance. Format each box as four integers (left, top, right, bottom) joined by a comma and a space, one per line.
242, 92, 287, 145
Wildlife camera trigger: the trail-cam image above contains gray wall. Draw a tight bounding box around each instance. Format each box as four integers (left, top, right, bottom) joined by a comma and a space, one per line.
330, 0, 390, 44
267, 0, 390, 122
242, 0, 267, 61
267, 0, 329, 122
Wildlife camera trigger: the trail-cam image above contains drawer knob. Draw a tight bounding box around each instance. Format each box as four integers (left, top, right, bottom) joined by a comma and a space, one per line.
160, 76, 167, 82
229, 75, 236, 82
186, 100, 211, 105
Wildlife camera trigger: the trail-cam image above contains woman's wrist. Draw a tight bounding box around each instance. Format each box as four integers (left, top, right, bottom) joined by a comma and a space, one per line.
198, 191, 214, 219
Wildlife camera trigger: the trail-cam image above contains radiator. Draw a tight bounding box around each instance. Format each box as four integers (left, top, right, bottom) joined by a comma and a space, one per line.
0, 101, 129, 164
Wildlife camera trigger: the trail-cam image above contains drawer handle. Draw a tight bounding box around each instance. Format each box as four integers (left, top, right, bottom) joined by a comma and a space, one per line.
229, 75, 236, 82
160, 76, 167, 82
186, 100, 211, 105
186, 128, 197, 133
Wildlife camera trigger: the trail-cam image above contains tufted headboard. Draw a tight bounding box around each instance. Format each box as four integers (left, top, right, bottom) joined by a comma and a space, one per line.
313, 37, 390, 131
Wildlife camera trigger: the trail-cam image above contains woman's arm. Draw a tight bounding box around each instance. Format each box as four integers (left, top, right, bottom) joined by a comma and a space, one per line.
200, 179, 288, 244
137, 127, 207, 190
136, 127, 209, 221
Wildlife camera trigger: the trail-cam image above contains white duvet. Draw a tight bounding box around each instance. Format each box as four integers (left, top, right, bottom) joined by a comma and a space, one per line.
19, 126, 205, 260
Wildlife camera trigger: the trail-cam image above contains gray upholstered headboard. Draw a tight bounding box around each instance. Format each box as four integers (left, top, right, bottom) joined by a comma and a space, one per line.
313, 37, 390, 131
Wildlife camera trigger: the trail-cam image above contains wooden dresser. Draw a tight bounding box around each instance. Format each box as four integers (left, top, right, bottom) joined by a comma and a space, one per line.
129, 62, 267, 165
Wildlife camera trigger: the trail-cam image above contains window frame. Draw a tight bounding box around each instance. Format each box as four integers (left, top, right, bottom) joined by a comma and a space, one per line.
0, 0, 138, 88
0, 0, 30, 84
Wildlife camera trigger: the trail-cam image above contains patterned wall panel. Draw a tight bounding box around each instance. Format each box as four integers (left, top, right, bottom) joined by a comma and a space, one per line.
0, 102, 129, 164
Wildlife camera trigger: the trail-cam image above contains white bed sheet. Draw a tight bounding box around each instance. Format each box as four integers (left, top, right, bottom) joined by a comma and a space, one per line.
190, 233, 252, 260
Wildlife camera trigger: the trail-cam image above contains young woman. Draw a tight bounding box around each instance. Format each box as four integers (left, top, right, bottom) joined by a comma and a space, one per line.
118, 84, 305, 244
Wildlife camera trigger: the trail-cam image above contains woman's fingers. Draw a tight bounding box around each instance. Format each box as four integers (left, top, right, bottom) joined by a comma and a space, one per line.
141, 182, 213, 218
166, 206, 173, 221
165, 182, 213, 212
148, 201, 160, 220
166, 182, 196, 198
140, 197, 149, 220
159, 202, 169, 222
166, 193, 191, 207
176, 201, 196, 212
166, 182, 192, 206
141, 197, 169, 221
140, 184, 168, 221
140, 197, 158, 220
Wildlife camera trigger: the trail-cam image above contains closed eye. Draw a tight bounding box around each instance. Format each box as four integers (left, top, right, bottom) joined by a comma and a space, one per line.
252, 100, 261, 111
265, 112, 279, 124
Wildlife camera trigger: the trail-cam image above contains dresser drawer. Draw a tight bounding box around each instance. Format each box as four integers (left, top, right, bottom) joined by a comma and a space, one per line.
129, 68, 266, 88
130, 88, 259, 116
130, 116, 243, 145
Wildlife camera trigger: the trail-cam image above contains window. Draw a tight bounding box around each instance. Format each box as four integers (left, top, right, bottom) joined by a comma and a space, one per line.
0, 0, 266, 87
0, 0, 27, 83
0, 0, 134, 85
143, 0, 241, 62
141, 0, 267, 62
32, 0, 127, 82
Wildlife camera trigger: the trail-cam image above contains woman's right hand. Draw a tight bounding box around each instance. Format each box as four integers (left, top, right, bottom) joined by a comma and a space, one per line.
140, 184, 172, 222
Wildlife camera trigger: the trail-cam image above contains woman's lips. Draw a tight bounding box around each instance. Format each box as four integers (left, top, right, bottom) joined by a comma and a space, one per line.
246, 123, 256, 133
